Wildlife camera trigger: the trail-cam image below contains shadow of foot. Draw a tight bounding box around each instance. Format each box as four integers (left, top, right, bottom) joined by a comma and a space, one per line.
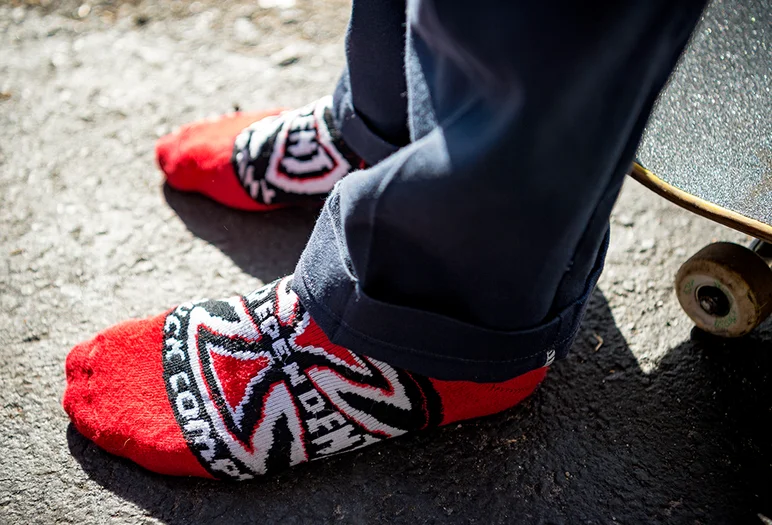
163, 183, 320, 281
67, 290, 772, 524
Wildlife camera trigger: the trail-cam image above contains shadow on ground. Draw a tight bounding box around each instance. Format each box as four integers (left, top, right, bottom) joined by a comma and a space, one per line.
69, 194, 772, 524
163, 183, 321, 281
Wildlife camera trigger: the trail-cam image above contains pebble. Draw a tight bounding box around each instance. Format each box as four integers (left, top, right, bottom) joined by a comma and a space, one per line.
233, 17, 261, 45
639, 239, 655, 252
134, 260, 156, 273
12, 7, 25, 23
280, 9, 301, 24
271, 45, 301, 67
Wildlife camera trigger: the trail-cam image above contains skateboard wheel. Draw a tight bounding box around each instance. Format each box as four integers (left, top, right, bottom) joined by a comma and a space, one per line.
675, 242, 772, 337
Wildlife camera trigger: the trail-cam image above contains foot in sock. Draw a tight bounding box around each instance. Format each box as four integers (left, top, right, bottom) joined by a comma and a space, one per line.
63, 276, 547, 480
156, 96, 366, 212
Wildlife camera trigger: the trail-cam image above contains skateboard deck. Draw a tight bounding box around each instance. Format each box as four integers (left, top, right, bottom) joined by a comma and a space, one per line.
626, 1, 772, 337
629, 0, 771, 241
629, 161, 772, 244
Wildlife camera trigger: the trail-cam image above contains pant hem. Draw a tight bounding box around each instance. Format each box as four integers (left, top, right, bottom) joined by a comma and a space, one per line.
291, 202, 609, 382
332, 73, 402, 166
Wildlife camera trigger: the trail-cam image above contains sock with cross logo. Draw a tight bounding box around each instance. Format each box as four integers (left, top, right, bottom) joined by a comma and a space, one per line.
63, 276, 547, 479
157, 96, 365, 211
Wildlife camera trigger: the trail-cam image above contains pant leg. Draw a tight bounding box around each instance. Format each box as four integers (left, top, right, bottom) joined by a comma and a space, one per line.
332, 0, 410, 165
294, 0, 708, 382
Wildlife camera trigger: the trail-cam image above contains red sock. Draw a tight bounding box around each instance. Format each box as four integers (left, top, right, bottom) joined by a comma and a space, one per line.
63, 277, 547, 480
157, 96, 366, 212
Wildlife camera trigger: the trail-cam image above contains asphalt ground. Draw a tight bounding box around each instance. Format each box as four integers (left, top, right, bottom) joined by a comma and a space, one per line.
1, 0, 770, 523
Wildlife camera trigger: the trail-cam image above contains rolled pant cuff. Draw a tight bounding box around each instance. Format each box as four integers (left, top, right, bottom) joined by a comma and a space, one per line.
291, 193, 608, 383
332, 73, 401, 166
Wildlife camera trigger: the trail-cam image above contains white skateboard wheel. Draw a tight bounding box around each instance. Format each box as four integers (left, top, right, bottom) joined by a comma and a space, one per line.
675, 242, 772, 337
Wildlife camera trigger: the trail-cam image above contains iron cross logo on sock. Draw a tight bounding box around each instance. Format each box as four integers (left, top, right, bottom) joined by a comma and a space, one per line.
232, 96, 359, 206
162, 277, 441, 480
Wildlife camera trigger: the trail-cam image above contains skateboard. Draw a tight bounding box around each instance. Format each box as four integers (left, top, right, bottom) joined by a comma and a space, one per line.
627, 1, 771, 338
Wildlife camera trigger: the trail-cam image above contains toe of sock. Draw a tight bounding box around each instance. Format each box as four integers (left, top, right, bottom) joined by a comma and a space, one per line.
63, 314, 212, 478
155, 130, 180, 177
156, 111, 284, 211
63, 340, 96, 425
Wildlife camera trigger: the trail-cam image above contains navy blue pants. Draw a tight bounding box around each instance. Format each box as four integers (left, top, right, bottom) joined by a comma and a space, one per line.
292, 0, 707, 381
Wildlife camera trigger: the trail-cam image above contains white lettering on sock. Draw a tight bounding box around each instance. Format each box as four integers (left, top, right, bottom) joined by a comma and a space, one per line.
307, 412, 346, 434
176, 391, 200, 420
253, 299, 273, 320
297, 390, 325, 414
164, 337, 185, 362
260, 316, 280, 339
168, 372, 190, 392
282, 362, 306, 386
164, 314, 181, 337
245, 286, 272, 305
210, 459, 252, 481
312, 424, 364, 456
272, 339, 290, 359
184, 419, 216, 462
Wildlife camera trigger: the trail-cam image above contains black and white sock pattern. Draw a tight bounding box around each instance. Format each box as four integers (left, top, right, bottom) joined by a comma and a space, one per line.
231, 96, 364, 206
162, 276, 442, 480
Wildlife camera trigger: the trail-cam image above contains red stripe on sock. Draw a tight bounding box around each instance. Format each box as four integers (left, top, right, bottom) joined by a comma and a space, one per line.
431, 367, 548, 426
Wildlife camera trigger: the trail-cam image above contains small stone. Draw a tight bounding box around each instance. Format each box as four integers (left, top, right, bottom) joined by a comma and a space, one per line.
11, 7, 25, 23
617, 214, 635, 227
640, 239, 655, 252
280, 8, 300, 23
134, 260, 156, 273
77, 4, 91, 18
622, 280, 636, 292
271, 45, 301, 67
233, 17, 261, 45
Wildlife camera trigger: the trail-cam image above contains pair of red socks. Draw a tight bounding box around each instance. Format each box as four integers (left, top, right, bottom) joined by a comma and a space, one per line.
63, 98, 547, 479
